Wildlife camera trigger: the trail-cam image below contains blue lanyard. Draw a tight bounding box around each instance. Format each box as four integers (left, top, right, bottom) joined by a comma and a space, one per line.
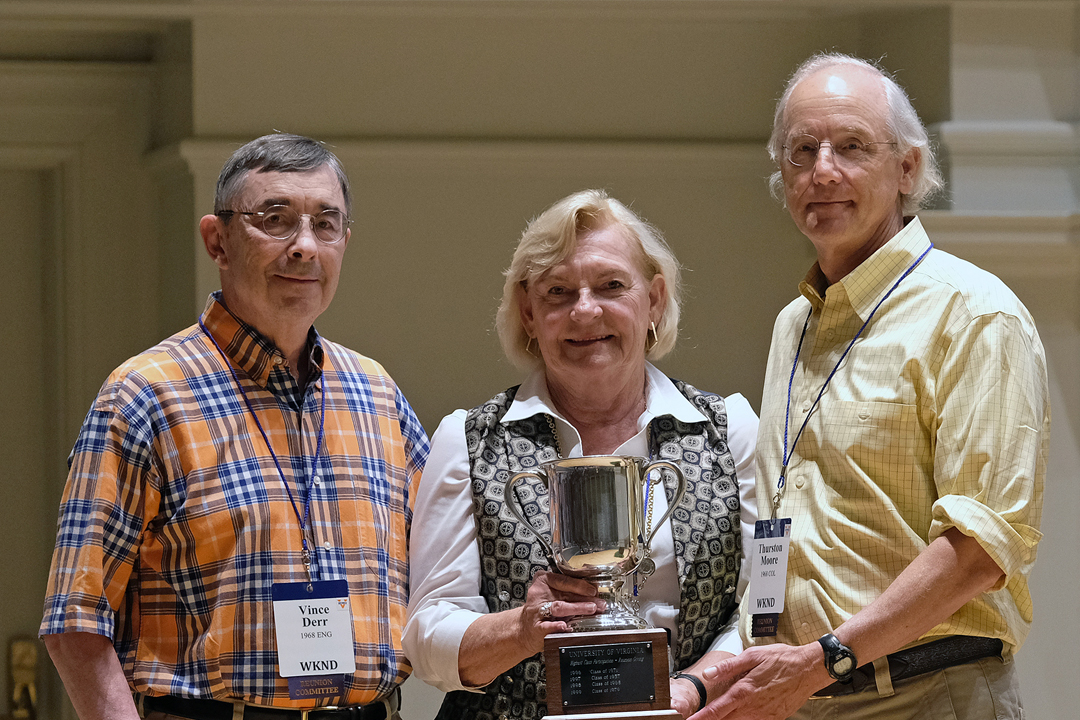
772, 242, 933, 518
199, 318, 327, 584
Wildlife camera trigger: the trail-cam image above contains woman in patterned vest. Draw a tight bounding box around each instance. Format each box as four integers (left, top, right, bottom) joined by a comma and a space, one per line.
404, 189, 758, 720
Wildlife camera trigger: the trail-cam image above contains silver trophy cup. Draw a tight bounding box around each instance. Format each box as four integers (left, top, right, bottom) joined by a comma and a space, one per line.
506, 455, 686, 631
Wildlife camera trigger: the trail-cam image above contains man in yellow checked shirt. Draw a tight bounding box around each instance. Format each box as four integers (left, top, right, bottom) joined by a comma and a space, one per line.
40, 133, 428, 720
694, 54, 1049, 720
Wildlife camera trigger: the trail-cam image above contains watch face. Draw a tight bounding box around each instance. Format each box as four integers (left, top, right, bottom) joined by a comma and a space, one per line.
819, 634, 858, 681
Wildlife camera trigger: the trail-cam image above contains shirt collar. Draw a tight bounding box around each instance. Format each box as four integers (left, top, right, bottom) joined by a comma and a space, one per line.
798, 216, 932, 321
503, 361, 708, 427
199, 291, 325, 389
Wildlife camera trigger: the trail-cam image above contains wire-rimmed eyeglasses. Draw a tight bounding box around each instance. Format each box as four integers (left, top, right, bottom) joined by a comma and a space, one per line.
217, 205, 351, 245
782, 134, 897, 168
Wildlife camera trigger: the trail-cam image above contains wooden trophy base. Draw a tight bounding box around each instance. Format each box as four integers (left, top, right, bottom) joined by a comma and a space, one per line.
544, 628, 673, 718
543, 711, 682, 720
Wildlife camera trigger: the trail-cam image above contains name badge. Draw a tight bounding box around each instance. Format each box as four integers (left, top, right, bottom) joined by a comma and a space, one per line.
748, 518, 791, 637
272, 579, 356, 698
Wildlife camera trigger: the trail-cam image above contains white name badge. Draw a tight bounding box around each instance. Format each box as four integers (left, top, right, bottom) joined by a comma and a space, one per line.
272, 580, 356, 677
748, 518, 792, 637
747, 534, 791, 613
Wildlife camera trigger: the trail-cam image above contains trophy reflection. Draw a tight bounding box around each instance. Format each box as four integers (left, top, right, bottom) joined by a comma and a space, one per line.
507, 455, 686, 631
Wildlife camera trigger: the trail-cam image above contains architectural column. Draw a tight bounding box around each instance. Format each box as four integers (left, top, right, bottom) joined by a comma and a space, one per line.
926, 0, 1080, 319
178, 140, 235, 315
924, 4, 1080, 719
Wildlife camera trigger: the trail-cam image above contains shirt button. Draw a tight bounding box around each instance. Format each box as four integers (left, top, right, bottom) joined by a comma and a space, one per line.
312, 475, 321, 485
826, 329, 835, 338
795, 477, 804, 489
324, 541, 332, 550
498, 590, 510, 602
273, 356, 284, 366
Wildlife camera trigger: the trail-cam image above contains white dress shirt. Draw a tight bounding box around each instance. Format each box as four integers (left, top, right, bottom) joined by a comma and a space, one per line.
404, 362, 758, 692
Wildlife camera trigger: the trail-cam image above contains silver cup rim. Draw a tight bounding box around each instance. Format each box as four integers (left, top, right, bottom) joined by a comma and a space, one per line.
536, 454, 644, 470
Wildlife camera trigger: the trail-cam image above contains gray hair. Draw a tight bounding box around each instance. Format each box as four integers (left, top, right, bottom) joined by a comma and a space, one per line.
496, 189, 683, 372
767, 53, 944, 214
214, 133, 352, 217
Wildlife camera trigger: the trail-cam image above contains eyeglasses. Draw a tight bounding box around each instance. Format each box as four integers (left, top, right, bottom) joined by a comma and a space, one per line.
782, 134, 897, 168
217, 205, 351, 244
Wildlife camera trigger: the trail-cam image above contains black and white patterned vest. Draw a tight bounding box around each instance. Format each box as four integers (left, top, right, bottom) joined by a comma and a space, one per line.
435, 379, 741, 720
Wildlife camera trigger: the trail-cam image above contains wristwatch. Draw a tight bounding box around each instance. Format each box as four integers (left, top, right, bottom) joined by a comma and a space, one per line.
817, 633, 857, 683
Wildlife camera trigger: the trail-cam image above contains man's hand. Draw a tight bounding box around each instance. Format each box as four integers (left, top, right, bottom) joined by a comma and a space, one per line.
691, 642, 828, 720
689, 530, 1008, 718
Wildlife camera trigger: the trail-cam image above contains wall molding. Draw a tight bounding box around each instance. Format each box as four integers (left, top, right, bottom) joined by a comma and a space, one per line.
175, 136, 778, 307
935, 120, 1080, 158
0, 0, 884, 23
921, 210, 1080, 326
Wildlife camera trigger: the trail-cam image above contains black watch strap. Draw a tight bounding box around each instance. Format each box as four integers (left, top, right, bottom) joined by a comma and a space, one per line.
818, 633, 857, 683
672, 672, 708, 712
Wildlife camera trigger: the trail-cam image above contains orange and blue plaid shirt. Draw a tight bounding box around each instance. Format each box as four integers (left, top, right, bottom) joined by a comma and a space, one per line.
41, 293, 429, 707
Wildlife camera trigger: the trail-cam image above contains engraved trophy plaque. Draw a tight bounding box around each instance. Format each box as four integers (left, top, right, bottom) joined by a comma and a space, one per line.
507, 456, 686, 719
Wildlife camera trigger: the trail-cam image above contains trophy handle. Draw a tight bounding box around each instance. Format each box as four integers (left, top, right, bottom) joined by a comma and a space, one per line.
506, 470, 561, 573
640, 459, 686, 550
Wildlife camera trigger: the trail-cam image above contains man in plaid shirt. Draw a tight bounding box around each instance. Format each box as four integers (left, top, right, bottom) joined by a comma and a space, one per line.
41, 133, 429, 720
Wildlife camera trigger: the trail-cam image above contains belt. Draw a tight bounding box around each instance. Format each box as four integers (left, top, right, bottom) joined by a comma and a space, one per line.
813, 635, 1004, 697
139, 690, 395, 720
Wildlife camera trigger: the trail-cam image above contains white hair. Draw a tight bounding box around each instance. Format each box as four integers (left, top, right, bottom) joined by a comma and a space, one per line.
767, 53, 944, 214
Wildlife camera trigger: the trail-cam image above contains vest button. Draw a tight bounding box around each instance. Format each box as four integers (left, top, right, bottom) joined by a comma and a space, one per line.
498, 590, 510, 602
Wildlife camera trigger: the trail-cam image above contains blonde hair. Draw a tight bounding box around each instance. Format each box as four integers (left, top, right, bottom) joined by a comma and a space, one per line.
496, 189, 683, 371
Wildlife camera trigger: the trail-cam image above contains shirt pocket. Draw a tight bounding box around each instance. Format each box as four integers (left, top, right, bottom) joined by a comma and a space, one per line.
849, 398, 916, 457
829, 400, 935, 533
821, 400, 928, 494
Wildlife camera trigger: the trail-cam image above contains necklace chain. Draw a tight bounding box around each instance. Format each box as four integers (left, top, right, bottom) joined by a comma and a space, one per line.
544, 413, 561, 457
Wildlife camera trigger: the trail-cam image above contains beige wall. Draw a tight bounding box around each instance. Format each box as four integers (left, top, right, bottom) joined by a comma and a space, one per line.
183, 138, 810, 429
0, 2, 1077, 720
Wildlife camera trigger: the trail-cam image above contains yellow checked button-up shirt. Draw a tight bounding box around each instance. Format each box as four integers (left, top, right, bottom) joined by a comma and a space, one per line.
740, 217, 1049, 658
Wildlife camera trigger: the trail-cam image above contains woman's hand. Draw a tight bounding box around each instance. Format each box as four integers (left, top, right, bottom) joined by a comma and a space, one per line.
458, 570, 605, 687
517, 571, 606, 655
669, 651, 735, 719
670, 673, 704, 719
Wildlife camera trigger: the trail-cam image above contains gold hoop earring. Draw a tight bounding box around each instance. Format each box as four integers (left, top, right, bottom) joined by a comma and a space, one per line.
525, 336, 540, 358
646, 322, 658, 352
